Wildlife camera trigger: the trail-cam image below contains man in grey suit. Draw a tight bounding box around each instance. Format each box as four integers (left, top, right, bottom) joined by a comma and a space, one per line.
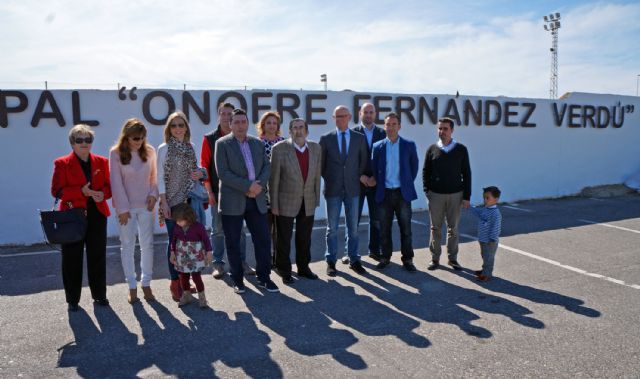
215, 109, 279, 294
319, 105, 369, 276
270, 118, 322, 284
350, 102, 386, 263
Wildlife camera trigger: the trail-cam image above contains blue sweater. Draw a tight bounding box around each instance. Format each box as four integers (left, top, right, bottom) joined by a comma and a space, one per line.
469, 205, 502, 243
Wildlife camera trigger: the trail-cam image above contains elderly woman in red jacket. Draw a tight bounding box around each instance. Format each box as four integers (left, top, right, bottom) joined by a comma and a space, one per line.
51, 124, 112, 312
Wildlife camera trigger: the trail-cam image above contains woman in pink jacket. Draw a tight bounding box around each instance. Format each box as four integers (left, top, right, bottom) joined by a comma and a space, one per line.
109, 118, 158, 304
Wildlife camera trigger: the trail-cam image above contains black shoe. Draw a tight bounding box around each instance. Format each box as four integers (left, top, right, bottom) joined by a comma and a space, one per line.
68, 303, 79, 312
282, 275, 295, 285
341, 256, 350, 265
402, 261, 417, 272
326, 262, 337, 277
375, 259, 390, 270
297, 269, 319, 280
234, 283, 246, 294
448, 260, 462, 270
349, 260, 368, 275
94, 299, 110, 306
474, 270, 482, 276
258, 279, 280, 293
369, 253, 383, 262
427, 261, 440, 271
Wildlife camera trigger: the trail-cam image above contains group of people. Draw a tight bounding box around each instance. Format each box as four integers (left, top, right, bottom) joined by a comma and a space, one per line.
50, 101, 502, 312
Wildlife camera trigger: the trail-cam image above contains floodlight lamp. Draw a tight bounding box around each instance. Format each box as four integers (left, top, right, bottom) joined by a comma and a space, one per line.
555, 12, 560, 19
544, 15, 548, 22
555, 21, 561, 28
544, 25, 548, 30
549, 14, 554, 20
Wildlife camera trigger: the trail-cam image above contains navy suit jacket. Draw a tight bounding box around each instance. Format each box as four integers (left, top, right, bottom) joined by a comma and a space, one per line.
352, 124, 386, 177
319, 129, 368, 198
371, 136, 419, 203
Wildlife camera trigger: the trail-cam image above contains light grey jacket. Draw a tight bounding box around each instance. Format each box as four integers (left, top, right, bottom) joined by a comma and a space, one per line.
215, 134, 270, 215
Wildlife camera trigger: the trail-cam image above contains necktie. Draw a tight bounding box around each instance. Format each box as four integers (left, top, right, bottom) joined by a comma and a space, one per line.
340, 132, 347, 163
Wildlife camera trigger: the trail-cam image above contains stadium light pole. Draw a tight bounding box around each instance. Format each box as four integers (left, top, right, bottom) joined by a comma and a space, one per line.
543, 12, 561, 99
320, 74, 327, 91
636, 74, 639, 96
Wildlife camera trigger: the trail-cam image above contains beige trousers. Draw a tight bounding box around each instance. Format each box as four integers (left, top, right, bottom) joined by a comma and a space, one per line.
427, 191, 463, 262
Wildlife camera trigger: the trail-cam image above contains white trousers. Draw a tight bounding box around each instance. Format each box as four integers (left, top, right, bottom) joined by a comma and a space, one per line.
118, 208, 155, 289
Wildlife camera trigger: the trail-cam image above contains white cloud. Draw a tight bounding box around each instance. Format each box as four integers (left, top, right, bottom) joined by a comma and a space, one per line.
1, 0, 638, 97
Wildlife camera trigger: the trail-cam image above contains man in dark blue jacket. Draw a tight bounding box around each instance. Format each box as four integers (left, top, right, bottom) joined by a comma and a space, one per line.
370, 112, 419, 271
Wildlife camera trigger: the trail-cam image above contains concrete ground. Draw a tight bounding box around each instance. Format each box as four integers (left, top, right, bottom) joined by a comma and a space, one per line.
1, 193, 639, 378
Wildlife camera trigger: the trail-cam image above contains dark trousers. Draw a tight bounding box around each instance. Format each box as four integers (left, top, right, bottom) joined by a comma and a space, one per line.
358, 185, 381, 254
164, 217, 180, 280
379, 189, 414, 262
267, 209, 277, 266
179, 272, 204, 292
222, 198, 272, 286
60, 207, 107, 304
275, 202, 315, 275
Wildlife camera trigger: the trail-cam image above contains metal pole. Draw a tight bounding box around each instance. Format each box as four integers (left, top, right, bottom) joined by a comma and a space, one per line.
636, 74, 639, 96
45, 81, 48, 90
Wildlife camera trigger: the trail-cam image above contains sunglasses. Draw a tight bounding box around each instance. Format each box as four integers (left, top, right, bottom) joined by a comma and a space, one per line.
170, 124, 186, 129
73, 137, 93, 144
130, 136, 145, 141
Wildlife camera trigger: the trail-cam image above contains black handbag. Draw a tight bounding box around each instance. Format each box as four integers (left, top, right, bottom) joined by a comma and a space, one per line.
39, 195, 87, 245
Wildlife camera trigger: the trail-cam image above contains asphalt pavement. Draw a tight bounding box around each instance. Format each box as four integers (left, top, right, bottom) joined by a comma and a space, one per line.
1, 194, 639, 378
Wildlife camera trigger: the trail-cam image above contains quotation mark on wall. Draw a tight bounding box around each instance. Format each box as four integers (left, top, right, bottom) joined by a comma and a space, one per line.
118, 86, 138, 101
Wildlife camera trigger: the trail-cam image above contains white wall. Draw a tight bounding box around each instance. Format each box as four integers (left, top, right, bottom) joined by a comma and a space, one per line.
1, 89, 638, 245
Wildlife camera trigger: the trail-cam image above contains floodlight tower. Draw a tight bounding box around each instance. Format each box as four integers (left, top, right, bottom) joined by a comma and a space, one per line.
543, 13, 561, 99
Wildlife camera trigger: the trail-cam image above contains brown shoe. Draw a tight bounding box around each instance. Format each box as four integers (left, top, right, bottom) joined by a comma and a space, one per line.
142, 286, 155, 302
198, 291, 208, 308
178, 291, 195, 307
243, 262, 256, 276
212, 263, 226, 280
477, 274, 491, 282
127, 289, 140, 304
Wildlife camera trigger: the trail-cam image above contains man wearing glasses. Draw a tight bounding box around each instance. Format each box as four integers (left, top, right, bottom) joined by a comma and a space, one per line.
319, 105, 368, 276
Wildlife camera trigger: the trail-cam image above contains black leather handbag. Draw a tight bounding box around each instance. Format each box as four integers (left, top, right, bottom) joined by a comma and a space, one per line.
39, 196, 87, 245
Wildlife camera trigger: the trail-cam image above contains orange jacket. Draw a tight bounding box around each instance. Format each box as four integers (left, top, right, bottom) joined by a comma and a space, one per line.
51, 152, 111, 217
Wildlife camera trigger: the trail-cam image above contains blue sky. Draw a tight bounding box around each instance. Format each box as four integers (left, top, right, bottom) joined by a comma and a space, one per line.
1, 0, 639, 98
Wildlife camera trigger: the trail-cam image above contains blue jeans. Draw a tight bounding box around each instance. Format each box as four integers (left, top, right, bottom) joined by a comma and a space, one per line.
325, 195, 360, 264
210, 200, 246, 264
358, 186, 381, 254
480, 241, 498, 277
165, 218, 179, 280
221, 198, 272, 286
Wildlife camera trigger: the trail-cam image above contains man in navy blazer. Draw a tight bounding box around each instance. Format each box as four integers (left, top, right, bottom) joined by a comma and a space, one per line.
351, 102, 386, 263
370, 112, 419, 271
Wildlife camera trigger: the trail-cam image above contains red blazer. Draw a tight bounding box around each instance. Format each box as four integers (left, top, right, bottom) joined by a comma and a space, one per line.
51, 152, 112, 217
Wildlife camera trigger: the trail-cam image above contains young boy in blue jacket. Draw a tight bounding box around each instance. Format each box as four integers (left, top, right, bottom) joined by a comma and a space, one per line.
469, 186, 502, 282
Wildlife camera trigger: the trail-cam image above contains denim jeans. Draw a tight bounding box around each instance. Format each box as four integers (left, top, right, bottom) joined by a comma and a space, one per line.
379, 189, 414, 262
358, 186, 381, 254
480, 241, 498, 277
164, 218, 179, 281
210, 200, 246, 264
325, 195, 360, 263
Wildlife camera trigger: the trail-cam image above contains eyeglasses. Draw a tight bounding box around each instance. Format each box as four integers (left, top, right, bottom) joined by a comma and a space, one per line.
130, 136, 145, 141
73, 137, 93, 144
170, 124, 186, 129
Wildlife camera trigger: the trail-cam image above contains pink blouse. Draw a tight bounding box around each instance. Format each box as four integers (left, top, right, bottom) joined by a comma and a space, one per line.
109, 147, 159, 215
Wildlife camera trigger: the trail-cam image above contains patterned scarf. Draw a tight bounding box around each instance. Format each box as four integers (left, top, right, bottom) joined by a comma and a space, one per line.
164, 137, 197, 207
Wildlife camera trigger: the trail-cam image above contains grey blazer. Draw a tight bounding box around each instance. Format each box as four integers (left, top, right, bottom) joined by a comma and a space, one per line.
269, 139, 322, 218
215, 134, 270, 215
319, 129, 368, 198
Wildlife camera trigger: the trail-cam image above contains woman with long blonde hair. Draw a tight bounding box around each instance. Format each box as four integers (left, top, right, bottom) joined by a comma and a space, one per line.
109, 118, 158, 304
